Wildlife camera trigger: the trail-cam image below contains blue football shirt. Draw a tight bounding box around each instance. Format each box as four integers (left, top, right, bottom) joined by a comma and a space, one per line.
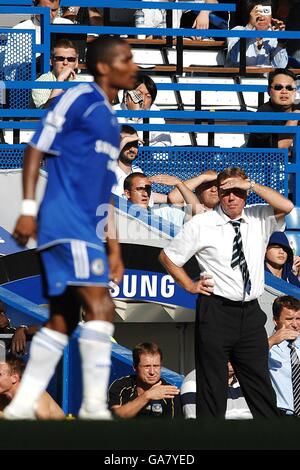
30, 83, 119, 249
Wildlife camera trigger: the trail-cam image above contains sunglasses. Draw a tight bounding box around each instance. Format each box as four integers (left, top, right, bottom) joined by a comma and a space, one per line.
270, 84, 296, 91
52, 56, 77, 63
132, 185, 152, 196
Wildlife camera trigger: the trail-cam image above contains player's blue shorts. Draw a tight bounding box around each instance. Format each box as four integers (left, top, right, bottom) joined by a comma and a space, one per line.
39, 240, 109, 297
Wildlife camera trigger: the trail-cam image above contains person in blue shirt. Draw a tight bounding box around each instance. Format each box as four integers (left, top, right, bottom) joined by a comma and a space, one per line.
268, 295, 300, 417
4, 36, 138, 420
265, 231, 300, 287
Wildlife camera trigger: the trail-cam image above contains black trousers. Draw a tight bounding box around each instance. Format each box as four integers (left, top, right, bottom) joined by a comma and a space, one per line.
195, 294, 280, 419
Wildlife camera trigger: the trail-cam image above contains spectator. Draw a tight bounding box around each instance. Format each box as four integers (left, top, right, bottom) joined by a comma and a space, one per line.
124, 173, 197, 225
12, 0, 72, 41
226, 0, 287, 68
10, 325, 40, 356
181, 362, 252, 419
62, 6, 103, 26
158, 169, 219, 214
0, 356, 64, 420
111, 125, 144, 199
150, 173, 216, 217
175, 0, 229, 32
268, 295, 300, 417
159, 166, 293, 418
5, 0, 72, 64
276, 0, 300, 66
247, 68, 300, 149
140, 0, 166, 36
108, 342, 181, 418
32, 38, 79, 108
3, 0, 73, 102
265, 231, 300, 287
112, 125, 167, 204
114, 74, 172, 147
0, 301, 11, 332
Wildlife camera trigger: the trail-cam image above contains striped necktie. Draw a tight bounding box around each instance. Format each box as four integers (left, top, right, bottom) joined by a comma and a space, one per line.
230, 220, 251, 295
288, 341, 300, 416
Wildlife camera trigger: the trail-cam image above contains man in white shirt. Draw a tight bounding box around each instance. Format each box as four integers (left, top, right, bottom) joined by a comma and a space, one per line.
112, 125, 144, 199
112, 125, 167, 204
11, 0, 72, 44
123, 173, 190, 226
159, 166, 294, 418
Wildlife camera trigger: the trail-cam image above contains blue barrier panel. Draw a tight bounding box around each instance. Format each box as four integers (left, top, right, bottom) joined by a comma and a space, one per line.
0, 145, 289, 202
0, 144, 25, 168
0, 1, 33, 4
265, 272, 300, 300
135, 147, 288, 204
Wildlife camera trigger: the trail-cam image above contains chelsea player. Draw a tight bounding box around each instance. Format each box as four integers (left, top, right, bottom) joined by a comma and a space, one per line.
5, 36, 137, 420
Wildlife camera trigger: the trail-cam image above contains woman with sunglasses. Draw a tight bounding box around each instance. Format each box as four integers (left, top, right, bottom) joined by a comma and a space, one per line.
247, 68, 300, 149
32, 38, 80, 109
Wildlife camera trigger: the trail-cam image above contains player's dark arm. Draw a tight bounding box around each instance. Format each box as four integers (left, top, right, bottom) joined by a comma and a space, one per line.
22, 145, 44, 199
106, 200, 124, 284
13, 145, 44, 246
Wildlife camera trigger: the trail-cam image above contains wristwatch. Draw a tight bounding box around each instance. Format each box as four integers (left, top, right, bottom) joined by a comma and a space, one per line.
66, 7, 79, 15
248, 179, 256, 191
19, 325, 29, 333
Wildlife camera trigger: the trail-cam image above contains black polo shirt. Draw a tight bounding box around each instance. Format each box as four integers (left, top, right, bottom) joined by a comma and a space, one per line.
108, 375, 182, 419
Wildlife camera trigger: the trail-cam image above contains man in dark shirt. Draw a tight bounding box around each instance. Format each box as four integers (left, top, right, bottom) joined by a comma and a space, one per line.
247, 68, 300, 149
108, 342, 182, 418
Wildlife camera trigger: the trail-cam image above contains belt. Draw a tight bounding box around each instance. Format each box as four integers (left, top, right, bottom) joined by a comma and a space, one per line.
209, 294, 258, 307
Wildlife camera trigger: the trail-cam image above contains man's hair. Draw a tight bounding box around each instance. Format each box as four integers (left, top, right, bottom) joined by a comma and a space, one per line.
124, 172, 147, 191
34, 0, 59, 5
268, 68, 297, 89
86, 35, 127, 77
217, 167, 248, 189
5, 355, 25, 379
121, 124, 137, 135
273, 295, 300, 320
134, 74, 157, 104
132, 342, 163, 368
50, 38, 79, 57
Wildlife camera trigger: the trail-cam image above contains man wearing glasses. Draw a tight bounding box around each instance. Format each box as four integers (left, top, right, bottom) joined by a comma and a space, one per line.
123, 173, 196, 226
32, 38, 79, 109
247, 68, 300, 149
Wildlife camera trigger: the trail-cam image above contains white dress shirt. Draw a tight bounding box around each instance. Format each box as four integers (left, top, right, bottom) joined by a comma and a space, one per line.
269, 336, 300, 413
164, 203, 284, 301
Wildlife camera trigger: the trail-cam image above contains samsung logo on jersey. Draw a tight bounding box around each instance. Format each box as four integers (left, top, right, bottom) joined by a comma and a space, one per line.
95, 140, 119, 160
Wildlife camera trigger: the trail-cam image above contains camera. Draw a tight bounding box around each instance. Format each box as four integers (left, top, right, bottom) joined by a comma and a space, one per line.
257, 6, 272, 15
126, 90, 143, 105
